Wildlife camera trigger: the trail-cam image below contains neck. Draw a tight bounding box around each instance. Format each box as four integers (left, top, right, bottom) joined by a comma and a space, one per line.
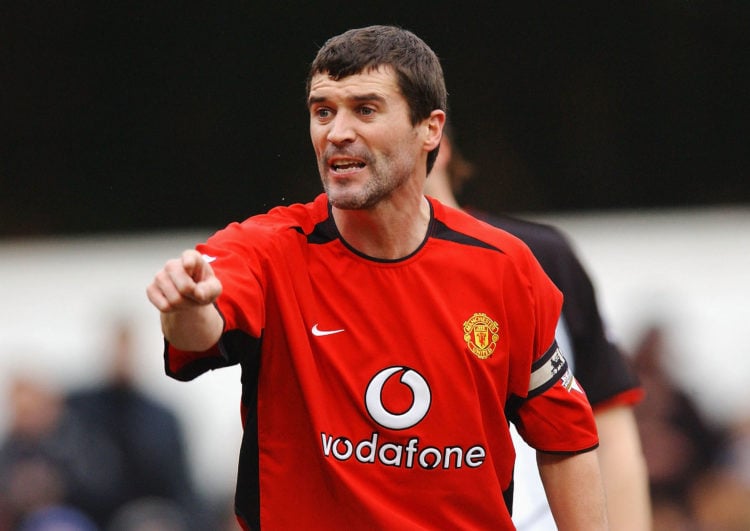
424, 169, 461, 209
333, 195, 431, 260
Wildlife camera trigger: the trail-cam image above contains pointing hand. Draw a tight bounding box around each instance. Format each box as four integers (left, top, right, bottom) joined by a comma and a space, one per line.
147, 249, 223, 313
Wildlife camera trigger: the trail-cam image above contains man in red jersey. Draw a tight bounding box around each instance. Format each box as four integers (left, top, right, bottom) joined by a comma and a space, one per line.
147, 25, 608, 530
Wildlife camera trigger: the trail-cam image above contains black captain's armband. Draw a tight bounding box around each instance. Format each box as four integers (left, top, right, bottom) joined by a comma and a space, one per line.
527, 340, 568, 398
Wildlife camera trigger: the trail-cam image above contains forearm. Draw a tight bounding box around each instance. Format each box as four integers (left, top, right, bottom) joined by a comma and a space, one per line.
538, 450, 608, 531
595, 406, 652, 530
147, 249, 225, 351
161, 303, 224, 352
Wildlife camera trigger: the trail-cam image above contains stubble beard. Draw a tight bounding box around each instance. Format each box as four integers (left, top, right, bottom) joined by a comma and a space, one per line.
320, 150, 412, 211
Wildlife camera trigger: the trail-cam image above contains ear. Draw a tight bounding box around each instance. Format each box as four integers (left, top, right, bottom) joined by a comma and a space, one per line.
423, 110, 446, 152
433, 129, 452, 173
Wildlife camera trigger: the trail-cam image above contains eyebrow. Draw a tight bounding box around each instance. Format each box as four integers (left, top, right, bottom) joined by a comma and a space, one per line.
307, 92, 386, 108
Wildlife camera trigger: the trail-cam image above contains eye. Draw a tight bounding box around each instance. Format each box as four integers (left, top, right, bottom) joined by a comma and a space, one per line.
358, 106, 375, 116
312, 107, 332, 120
310, 103, 333, 122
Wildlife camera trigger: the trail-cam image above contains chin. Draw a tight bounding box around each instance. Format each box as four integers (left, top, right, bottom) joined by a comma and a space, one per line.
328, 195, 365, 210
327, 190, 374, 210
324, 179, 382, 210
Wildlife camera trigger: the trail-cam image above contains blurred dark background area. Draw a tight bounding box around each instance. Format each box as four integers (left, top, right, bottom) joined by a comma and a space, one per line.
2, 2, 748, 236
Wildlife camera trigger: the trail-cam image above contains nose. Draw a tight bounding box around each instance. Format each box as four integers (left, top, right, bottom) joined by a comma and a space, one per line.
326, 111, 356, 145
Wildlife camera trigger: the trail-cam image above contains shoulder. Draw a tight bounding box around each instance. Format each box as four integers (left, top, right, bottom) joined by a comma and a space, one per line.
469, 209, 572, 255
466, 209, 583, 274
208, 194, 331, 245
240, 193, 329, 235
431, 198, 517, 244
428, 198, 542, 272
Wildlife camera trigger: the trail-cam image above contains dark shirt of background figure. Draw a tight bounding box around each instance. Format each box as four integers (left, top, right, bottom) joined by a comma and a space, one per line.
65, 319, 206, 529
0, 374, 116, 530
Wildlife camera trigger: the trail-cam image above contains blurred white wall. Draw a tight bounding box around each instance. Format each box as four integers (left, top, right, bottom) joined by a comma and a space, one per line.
1, 205, 748, 496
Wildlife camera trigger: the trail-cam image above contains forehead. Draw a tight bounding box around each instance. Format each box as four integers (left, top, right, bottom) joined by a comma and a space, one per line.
308, 66, 402, 104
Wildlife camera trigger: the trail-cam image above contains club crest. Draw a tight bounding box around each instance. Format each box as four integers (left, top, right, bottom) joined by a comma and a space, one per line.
463, 313, 500, 359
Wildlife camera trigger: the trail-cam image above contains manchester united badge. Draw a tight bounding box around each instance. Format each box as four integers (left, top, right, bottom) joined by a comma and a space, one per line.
463, 313, 500, 359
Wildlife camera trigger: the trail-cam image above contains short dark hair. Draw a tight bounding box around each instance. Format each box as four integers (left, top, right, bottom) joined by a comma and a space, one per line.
307, 25, 447, 173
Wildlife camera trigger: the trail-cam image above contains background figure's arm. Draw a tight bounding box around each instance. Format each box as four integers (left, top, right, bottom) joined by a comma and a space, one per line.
595, 405, 652, 530
538, 450, 608, 531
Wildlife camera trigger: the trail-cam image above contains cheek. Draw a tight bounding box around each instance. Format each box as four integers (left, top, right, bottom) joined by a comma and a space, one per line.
310, 136, 326, 159
310, 124, 325, 148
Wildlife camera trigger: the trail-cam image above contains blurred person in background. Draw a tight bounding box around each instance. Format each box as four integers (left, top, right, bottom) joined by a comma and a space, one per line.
632, 324, 729, 529
106, 497, 189, 531
424, 125, 651, 530
16, 505, 98, 531
0, 373, 121, 529
66, 318, 206, 529
689, 416, 750, 530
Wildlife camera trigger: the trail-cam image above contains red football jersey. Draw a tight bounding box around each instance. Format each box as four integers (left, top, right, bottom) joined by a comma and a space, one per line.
165, 194, 598, 530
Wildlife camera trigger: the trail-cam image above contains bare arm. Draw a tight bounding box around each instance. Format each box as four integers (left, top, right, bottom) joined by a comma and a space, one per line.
595, 405, 652, 530
146, 249, 224, 351
538, 449, 609, 531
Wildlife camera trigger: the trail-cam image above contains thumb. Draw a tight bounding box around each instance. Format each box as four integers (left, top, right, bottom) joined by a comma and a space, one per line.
193, 275, 223, 304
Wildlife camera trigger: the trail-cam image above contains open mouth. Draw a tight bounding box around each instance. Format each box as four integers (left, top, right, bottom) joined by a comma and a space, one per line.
330, 159, 366, 172
329, 159, 365, 173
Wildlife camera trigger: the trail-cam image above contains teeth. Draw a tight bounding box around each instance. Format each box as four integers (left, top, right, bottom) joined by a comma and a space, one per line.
332, 161, 365, 170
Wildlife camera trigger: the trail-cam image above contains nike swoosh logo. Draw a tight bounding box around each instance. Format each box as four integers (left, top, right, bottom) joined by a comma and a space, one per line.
312, 324, 345, 337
